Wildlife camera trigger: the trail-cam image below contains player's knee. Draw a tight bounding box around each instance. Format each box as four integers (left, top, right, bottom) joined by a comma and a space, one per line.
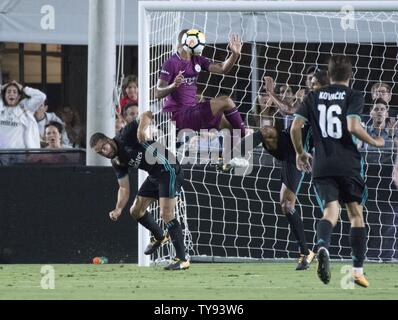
160, 210, 175, 223
129, 206, 143, 220
215, 95, 235, 111
349, 210, 364, 222
281, 200, 294, 215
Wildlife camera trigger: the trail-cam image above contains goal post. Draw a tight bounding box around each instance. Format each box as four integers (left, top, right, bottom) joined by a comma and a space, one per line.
138, 1, 398, 266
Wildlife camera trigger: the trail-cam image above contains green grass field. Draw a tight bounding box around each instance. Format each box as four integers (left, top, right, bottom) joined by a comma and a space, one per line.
1, 262, 397, 300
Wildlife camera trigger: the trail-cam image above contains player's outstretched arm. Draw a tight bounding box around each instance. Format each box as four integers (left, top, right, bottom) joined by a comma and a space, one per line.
208, 34, 242, 74
154, 71, 185, 99
347, 116, 385, 148
109, 176, 130, 221
263, 76, 297, 115
137, 111, 153, 144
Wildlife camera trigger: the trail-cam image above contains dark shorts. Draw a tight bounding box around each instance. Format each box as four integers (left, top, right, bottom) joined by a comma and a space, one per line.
312, 176, 368, 211
174, 99, 223, 132
263, 129, 305, 194
138, 165, 184, 199
264, 129, 296, 163
281, 160, 305, 194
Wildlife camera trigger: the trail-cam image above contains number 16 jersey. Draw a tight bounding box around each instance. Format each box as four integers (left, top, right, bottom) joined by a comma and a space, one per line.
294, 84, 364, 178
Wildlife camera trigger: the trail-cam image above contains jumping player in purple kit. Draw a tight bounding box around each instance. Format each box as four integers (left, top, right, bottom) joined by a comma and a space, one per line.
155, 29, 246, 137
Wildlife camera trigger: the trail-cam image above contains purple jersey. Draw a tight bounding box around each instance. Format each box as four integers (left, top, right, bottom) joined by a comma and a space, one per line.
159, 53, 212, 113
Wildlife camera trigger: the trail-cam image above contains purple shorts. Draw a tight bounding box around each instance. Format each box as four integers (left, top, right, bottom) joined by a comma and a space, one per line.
173, 100, 222, 131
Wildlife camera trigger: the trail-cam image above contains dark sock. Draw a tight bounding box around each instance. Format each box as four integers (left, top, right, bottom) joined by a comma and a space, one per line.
286, 209, 309, 255
350, 227, 366, 268
137, 211, 164, 241
166, 218, 186, 261
224, 107, 246, 137
316, 219, 333, 250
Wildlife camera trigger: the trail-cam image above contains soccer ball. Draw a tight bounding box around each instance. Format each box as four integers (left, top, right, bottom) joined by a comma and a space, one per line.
182, 29, 206, 55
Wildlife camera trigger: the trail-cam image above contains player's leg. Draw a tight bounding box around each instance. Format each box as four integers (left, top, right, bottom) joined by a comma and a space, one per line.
280, 178, 314, 270
210, 96, 246, 137
342, 176, 369, 287
346, 202, 368, 287
313, 178, 340, 284
219, 125, 278, 170
158, 166, 189, 270
159, 197, 189, 270
131, 179, 169, 255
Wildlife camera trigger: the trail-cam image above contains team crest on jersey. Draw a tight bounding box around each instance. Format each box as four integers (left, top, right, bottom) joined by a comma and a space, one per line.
195, 64, 201, 72
128, 151, 143, 169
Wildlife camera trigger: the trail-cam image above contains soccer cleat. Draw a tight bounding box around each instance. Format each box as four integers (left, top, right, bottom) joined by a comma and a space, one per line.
352, 272, 369, 288
295, 250, 316, 270
164, 258, 190, 271
316, 247, 331, 284
215, 157, 249, 174
144, 233, 170, 255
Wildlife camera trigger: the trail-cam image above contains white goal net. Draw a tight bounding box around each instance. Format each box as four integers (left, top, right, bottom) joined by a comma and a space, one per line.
139, 1, 398, 264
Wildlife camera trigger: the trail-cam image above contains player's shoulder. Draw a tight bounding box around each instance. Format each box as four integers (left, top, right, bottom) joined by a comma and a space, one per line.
165, 53, 179, 62
162, 53, 178, 67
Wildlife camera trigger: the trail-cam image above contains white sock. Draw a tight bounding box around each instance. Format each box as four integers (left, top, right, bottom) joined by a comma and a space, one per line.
353, 267, 363, 275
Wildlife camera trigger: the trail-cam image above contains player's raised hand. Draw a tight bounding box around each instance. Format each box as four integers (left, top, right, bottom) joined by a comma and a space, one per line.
295, 88, 306, 103
373, 136, 385, 148
137, 127, 149, 144
228, 33, 242, 55
296, 152, 312, 173
109, 208, 122, 221
263, 76, 275, 93
173, 70, 185, 88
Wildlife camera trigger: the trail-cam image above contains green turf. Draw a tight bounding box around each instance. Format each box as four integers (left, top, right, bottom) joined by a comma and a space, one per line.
0, 262, 397, 300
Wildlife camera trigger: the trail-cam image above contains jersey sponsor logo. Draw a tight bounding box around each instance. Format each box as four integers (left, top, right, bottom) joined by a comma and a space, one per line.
182, 76, 197, 85
195, 64, 201, 72
0, 120, 20, 127
319, 91, 346, 100
128, 151, 143, 169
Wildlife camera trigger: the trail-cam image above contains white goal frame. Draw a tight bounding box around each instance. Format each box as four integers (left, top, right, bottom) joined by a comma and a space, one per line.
138, 0, 398, 267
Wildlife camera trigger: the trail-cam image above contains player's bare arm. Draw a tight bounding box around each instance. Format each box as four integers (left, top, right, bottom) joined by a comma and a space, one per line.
263, 76, 297, 115
155, 70, 185, 99
109, 175, 130, 221
290, 116, 312, 173
137, 111, 153, 144
208, 34, 242, 74
347, 116, 385, 147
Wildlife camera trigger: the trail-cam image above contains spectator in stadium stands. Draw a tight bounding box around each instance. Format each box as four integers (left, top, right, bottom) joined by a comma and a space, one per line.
0, 80, 44, 148
115, 114, 126, 132
34, 100, 71, 147
59, 106, 86, 148
122, 103, 139, 124
363, 98, 398, 163
310, 69, 330, 91
371, 82, 392, 105
364, 82, 394, 116
246, 92, 280, 130
117, 75, 138, 115
263, 77, 307, 129
305, 65, 319, 92
44, 121, 68, 149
